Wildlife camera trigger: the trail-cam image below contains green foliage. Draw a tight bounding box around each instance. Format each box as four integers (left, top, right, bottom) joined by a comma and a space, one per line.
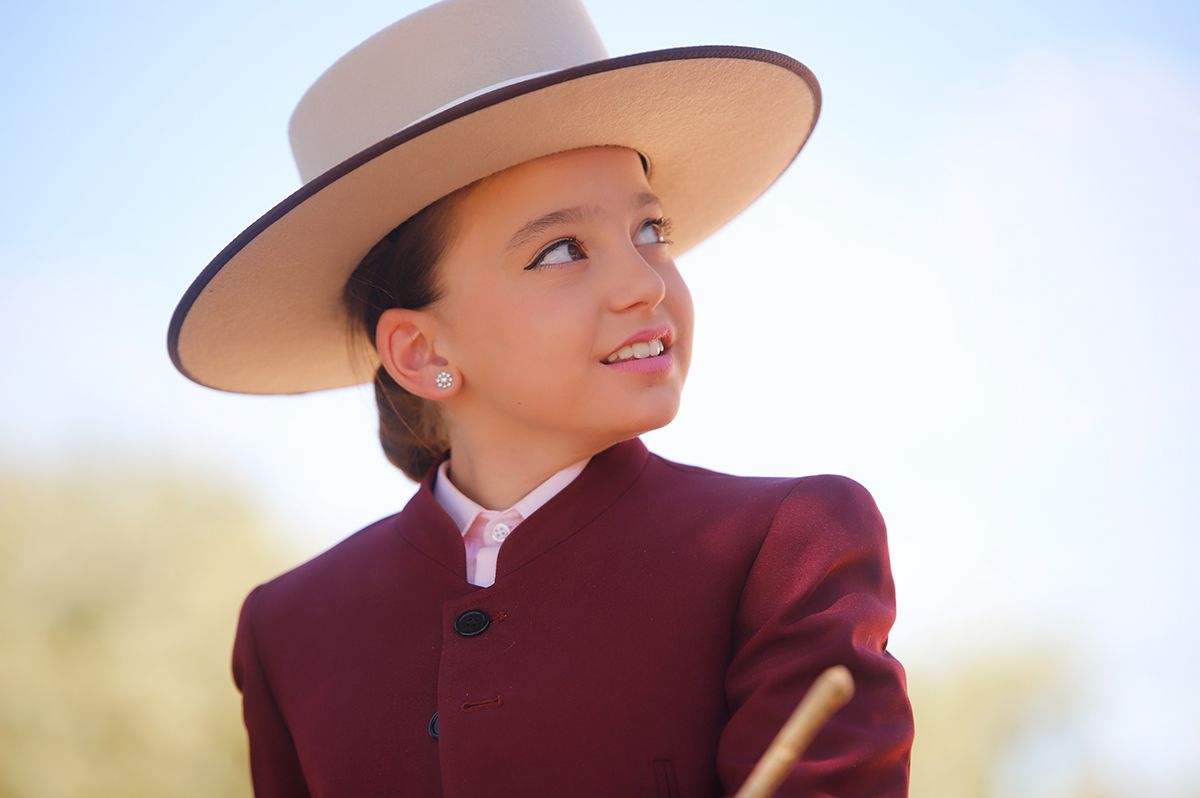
0, 454, 300, 798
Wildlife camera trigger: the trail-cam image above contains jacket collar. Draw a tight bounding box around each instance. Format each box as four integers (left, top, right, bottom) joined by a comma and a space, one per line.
395, 436, 650, 584
432, 453, 592, 533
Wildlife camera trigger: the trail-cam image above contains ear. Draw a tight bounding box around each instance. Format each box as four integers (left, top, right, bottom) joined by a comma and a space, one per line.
375, 307, 456, 399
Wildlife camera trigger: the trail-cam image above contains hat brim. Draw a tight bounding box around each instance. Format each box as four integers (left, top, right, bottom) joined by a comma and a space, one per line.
167, 45, 820, 395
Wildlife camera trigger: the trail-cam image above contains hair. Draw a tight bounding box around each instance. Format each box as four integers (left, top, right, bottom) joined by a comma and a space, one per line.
341, 184, 474, 482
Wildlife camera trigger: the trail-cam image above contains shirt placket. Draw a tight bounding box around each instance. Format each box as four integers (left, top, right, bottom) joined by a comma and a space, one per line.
466, 508, 524, 587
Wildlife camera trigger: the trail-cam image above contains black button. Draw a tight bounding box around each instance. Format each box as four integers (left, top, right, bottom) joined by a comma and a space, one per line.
454, 609, 491, 637
428, 710, 439, 739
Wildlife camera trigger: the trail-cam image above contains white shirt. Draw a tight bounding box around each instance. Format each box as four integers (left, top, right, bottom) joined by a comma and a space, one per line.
432, 454, 591, 587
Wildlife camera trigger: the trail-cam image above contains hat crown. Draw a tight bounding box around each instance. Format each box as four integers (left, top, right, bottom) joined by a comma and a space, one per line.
287, 0, 608, 184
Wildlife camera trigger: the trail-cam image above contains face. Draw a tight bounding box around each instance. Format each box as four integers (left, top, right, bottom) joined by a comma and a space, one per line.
422, 145, 694, 451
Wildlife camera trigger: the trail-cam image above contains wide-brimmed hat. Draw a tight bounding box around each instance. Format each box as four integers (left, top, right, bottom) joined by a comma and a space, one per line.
166, 0, 821, 395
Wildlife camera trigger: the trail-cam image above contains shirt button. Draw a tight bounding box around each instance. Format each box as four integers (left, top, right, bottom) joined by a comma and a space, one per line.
490, 522, 511, 542
453, 608, 491, 637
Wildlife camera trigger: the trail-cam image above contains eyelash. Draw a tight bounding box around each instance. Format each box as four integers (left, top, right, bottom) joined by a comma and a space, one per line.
524, 216, 675, 271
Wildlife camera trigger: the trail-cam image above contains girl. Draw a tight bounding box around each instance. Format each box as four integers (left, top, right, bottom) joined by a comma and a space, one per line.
167, 0, 915, 795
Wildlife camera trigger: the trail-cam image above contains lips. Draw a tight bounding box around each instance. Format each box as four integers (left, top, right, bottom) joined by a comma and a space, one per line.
601, 324, 674, 362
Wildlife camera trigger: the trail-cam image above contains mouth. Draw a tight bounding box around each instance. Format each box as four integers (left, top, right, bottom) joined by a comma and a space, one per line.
600, 324, 675, 364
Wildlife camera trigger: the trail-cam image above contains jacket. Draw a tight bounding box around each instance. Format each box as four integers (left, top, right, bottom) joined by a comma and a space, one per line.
231, 435, 914, 797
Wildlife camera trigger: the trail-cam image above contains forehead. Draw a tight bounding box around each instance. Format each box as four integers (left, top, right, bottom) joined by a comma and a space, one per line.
457, 146, 652, 228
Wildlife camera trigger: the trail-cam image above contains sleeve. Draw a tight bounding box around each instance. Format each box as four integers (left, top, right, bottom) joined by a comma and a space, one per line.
231, 583, 314, 798
717, 475, 915, 797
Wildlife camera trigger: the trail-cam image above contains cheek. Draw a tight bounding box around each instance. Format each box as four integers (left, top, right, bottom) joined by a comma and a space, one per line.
664, 270, 695, 373
665, 268, 695, 327
670, 271, 694, 315
465, 295, 598, 383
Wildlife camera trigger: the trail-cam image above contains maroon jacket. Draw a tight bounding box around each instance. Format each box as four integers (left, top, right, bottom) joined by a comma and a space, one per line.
231, 436, 914, 797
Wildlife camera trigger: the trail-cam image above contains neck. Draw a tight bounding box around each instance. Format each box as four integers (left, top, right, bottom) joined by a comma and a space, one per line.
443, 425, 617, 510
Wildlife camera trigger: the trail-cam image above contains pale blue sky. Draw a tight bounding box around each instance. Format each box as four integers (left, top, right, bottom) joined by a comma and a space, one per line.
2, 2, 1197, 794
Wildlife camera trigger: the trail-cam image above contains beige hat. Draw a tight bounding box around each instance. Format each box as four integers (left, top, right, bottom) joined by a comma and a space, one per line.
166, 0, 821, 395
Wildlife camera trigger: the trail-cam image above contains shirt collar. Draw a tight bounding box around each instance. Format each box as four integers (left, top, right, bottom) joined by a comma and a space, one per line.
433, 454, 592, 534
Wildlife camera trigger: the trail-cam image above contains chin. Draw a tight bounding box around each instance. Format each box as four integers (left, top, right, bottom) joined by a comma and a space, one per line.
616, 396, 681, 437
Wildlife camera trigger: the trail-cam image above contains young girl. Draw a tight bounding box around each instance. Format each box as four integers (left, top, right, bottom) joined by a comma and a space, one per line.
167, 0, 915, 795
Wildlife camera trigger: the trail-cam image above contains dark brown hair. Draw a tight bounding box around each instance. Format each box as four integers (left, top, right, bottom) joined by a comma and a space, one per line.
341, 186, 473, 482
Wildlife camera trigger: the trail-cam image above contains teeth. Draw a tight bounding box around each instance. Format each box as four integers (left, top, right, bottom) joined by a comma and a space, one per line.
605, 337, 665, 363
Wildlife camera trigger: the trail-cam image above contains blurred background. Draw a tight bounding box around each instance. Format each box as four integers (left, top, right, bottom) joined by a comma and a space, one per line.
2, 0, 1196, 795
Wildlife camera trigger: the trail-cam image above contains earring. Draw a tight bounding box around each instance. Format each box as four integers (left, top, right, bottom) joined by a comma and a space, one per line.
434, 371, 454, 389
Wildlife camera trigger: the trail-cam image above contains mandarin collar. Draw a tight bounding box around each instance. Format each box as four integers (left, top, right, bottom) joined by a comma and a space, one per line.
394, 436, 650, 583
432, 454, 592, 533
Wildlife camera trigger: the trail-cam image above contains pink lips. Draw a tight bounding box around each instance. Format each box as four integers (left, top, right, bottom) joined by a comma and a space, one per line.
602, 324, 674, 362
601, 323, 675, 375
604, 348, 674, 374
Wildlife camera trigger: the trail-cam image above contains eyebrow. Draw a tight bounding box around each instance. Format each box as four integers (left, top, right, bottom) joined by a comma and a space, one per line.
505, 191, 663, 253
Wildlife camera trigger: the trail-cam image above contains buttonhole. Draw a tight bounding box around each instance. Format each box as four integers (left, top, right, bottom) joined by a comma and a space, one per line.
461, 694, 504, 712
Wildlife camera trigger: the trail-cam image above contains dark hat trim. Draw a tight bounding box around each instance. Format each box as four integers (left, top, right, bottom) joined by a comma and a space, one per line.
167, 44, 820, 383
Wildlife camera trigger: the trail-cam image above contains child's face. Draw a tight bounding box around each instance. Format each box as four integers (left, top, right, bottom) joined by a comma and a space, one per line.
429, 145, 694, 449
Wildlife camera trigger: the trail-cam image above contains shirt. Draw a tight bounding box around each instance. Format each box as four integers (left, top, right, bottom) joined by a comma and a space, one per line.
432, 453, 592, 587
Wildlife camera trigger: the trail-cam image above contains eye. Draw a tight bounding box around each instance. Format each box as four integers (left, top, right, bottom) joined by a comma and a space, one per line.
523, 217, 674, 271
635, 216, 674, 246
525, 237, 587, 271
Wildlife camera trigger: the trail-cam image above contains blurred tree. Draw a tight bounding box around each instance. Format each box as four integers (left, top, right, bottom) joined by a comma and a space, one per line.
907, 639, 1117, 798
0, 452, 303, 798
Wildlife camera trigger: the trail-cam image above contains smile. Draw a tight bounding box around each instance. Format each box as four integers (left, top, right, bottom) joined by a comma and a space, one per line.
604, 337, 666, 363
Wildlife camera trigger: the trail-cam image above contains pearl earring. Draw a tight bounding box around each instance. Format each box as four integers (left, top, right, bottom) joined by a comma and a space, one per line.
434, 371, 454, 389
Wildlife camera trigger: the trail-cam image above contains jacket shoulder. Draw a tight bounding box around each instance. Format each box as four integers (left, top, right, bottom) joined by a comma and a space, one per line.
647, 451, 879, 517
239, 509, 404, 621
774, 472, 888, 547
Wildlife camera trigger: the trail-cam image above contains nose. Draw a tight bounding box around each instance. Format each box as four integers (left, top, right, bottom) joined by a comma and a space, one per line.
607, 240, 668, 312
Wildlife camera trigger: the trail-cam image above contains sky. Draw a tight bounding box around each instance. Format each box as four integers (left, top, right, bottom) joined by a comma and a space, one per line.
1, 1, 1197, 794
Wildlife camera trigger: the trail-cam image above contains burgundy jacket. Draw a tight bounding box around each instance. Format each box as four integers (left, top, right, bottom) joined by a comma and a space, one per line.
231, 436, 914, 797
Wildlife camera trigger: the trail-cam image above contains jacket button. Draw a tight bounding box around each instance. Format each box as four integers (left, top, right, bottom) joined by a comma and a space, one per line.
428, 710, 439, 739
453, 609, 491, 637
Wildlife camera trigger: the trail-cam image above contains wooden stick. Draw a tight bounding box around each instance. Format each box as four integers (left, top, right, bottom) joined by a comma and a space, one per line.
732, 665, 856, 798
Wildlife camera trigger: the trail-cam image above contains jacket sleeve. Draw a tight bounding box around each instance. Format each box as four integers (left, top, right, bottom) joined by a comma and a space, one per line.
231, 583, 314, 798
717, 476, 914, 797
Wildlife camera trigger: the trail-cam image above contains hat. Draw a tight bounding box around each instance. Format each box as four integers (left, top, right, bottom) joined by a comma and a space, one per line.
166, 0, 821, 395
